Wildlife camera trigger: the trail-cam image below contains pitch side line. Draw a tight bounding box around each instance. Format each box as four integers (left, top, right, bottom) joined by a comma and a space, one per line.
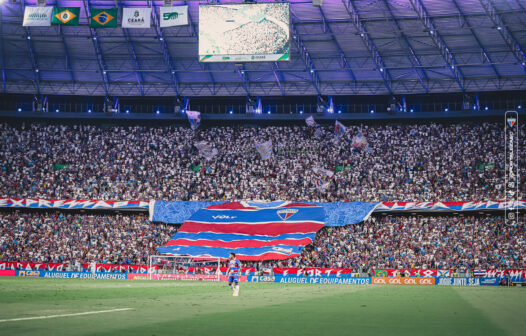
0, 308, 133, 323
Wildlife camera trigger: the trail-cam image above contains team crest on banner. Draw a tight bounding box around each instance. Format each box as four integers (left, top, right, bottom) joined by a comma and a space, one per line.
51, 7, 80, 26
122, 8, 152, 28
277, 209, 298, 221
507, 117, 516, 127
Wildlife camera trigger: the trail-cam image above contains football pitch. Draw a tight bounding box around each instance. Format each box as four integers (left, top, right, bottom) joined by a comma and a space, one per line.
0, 278, 525, 336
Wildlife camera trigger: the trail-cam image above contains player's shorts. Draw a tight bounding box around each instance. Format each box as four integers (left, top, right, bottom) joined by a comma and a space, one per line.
228, 275, 239, 283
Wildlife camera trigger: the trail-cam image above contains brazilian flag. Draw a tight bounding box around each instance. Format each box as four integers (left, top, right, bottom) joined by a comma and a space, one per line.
51, 7, 80, 26
90, 8, 118, 28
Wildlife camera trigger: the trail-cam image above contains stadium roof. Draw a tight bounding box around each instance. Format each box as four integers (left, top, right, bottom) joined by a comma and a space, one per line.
0, 0, 525, 97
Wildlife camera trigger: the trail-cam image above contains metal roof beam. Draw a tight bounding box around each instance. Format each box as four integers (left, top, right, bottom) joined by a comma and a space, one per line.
236, 66, 250, 96
479, 0, 526, 74
272, 62, 285, 96
151, 2, 180, 96
0, 6, 6, 93
451, 0, 501, 79
318, 6, 356, 83
341, 0, 392, 94
409, 0, 465, 92
118, 1, 144, 96
185, 1, 215, 91
290, 24, 321, 95
382, 0, 429, 93
122, 29, 145, 96
57, 24, 76, 83
82, 0, 109, 96
20, 0, 41, 94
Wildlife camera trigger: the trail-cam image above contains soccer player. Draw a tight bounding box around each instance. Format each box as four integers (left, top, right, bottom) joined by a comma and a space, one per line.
226, 252, 241, 296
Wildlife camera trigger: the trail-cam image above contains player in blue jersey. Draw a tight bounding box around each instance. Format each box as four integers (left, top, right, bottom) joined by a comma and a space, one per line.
226, 252, 241, 296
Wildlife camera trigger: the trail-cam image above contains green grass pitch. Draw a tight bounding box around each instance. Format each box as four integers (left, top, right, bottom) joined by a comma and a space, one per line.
0, 278, 525, 336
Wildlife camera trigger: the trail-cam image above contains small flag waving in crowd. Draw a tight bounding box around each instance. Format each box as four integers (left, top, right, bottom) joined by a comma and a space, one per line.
306, 116, 323, 137
186, 110, 201, 130
313, 167, 334, 192
90, 8, 118, 28
352, 131, 372, 153
51, 7, 80, 26
334, 120, 347, 139
194, 141, 218, 161
255, 141, 273, 160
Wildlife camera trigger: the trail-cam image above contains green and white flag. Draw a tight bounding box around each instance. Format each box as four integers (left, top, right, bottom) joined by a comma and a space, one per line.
51, 7, 80, 26
159, 5, 188, 28
90, 8, 118, 28
23, 6, 53, 26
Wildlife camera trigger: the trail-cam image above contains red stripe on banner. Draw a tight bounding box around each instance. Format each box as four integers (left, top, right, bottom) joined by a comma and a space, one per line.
206, 202, 254, 210
164, 237, 313, 248
180, 222, 324, 236
283, 203, 318, 208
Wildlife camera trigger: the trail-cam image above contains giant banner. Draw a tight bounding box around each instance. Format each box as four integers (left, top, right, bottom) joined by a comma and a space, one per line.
158, 201, 325, 261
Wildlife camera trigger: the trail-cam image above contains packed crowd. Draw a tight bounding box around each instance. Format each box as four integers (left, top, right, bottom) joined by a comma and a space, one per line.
1, 211, 523, 270
0, 212, 176, 264
0, 121, 524, 202
278, 215, 526, 271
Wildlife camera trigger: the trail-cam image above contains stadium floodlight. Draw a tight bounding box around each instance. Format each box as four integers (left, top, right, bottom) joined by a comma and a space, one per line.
267, 111, 271, 114
229, 110, 233, 114
370, 109, 374, 114
410, 109, 414, 113
27, 36, 31, 40
55, 108, 59, 113
338, 110, 341, 114
88, 108, 92, 113
299, 110, 303, 114
444, 107, 449, 112
126, 109, 130, 114
518, 105, 522, 109
156, 110, 160, 114
485, 106, 489, 111
17, 107, 22, 112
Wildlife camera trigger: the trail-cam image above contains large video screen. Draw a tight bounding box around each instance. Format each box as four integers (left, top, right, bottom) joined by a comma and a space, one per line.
199, 3, 290, 63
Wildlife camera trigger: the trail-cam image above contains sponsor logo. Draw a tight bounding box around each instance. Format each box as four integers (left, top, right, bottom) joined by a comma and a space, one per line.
277, 208, 298, 221
212, 215, 237, 220
18, 270, 40, 277
28, 13, 48, 19
259, 276, 275, 282
272, 246, 293, 254
163, 12, 183, 21
372, 277, 436, 285
93, 11, 114, 26
55, 10, 76, 24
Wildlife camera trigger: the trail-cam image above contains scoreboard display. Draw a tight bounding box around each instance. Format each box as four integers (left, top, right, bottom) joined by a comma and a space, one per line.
199, 2, 290, 63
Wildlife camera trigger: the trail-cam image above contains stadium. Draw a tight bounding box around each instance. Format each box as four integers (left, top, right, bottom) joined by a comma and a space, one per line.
0, 0, 525, 335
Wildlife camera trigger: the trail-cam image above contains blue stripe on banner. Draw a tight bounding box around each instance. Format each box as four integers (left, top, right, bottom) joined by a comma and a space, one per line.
194, 207, 325, 224
157, 244, 304, 258
171, 232, 316, 242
